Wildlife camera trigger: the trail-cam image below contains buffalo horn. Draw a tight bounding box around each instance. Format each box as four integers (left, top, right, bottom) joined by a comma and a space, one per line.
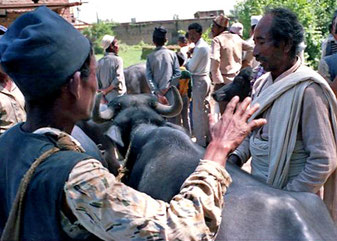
153, 86, 183, 118
92, 92, 115, 123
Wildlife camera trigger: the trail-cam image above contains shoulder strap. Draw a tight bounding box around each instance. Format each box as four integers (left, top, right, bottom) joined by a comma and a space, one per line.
1, 134, 83, 241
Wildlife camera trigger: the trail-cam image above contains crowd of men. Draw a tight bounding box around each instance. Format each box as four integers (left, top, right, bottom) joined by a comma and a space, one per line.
0, 5, 337, 240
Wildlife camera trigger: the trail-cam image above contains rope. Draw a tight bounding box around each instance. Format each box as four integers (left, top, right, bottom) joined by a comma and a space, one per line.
1, 133, 83, 241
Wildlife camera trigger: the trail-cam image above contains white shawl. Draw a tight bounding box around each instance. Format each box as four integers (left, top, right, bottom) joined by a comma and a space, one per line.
249, 65, 337, 223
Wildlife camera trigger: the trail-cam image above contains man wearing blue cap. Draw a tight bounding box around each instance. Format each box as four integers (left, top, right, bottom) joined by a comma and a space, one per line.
0, 6, 265, 240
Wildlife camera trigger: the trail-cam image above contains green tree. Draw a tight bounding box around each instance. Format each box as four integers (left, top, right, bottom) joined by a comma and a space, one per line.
231, 0, 337, 69
82, 21, 117, 55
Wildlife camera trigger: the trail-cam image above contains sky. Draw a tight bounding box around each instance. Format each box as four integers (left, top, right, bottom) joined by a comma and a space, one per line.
74, 0, 239, 24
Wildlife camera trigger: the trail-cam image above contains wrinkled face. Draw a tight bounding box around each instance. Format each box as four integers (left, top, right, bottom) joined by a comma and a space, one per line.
79, 55, 98, 119
188, 29, 201, 44
253, 15, 286, 74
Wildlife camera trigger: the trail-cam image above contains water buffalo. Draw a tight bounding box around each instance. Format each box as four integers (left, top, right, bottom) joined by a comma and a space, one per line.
124, 63, 150, 94
92, 87, 337, 241
212, 67, 252, 102
76, 86, 183, 175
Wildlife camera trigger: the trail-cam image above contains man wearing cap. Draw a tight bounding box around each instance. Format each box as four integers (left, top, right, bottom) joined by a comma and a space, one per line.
229, 22, 244, 38
0, 25, 26, 136
0, 6, 266, 240
146, 26, 181, 123
97, 35, 126, 103
210, 14, 253, 114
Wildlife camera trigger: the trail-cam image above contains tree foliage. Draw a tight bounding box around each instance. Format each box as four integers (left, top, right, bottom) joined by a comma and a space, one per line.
231, 0, 337, 68
82, 21, 116, 55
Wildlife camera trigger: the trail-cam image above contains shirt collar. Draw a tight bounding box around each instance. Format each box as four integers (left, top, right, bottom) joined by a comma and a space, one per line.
195, 38, 203, 47
33, 127, 83, 148
155, 46, 166, 50
0, 81, 18, 93
104, 52, 117, 57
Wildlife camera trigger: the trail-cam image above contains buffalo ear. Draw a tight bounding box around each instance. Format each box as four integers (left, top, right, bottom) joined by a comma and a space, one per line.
104, 125, 124, 147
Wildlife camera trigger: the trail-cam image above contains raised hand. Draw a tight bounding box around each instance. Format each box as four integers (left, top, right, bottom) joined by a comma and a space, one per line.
205, 96, 267, 166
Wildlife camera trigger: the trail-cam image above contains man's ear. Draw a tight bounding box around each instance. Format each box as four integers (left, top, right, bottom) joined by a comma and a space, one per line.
67, 71, 81, 99
283, 39, 293, 54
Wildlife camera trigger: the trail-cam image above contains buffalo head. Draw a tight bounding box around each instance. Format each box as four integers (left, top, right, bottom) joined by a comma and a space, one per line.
212, 67, 253, 102
93, 85, 183, 123
91, 86, 183, 155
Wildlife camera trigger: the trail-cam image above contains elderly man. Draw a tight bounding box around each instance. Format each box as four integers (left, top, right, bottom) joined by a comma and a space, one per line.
96, 34, 126, 103
0, 6, 265, 240
229, 8, 337, 224
210, 14, 253, 114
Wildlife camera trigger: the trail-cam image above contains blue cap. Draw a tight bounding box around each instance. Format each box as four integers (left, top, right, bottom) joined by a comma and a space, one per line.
0, 6, 90, 101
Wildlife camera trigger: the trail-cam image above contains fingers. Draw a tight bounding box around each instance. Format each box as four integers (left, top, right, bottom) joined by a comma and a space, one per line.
242, 103, 260, 120
223, 96, 240, 116
235, 97, 252, 116
248, 118, 267, 130
208, 113, 218, 129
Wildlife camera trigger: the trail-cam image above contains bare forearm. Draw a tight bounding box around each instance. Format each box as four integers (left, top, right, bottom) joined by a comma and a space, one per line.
204, 142, 231, 166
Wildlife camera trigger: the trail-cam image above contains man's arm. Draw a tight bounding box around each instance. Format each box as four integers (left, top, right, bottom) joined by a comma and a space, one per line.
170, 54, 181, 86
242, 39, 254, 52
241, 39, 254, 69
65, 97, 266, 240
210, 59, 225, 84
210, 39, 224, 84
111, 57, 125, 92
145, 57, 158, 94
284, 84, 337, 193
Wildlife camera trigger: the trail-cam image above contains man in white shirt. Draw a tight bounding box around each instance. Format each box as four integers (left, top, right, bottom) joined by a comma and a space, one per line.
186, 23, 211, 147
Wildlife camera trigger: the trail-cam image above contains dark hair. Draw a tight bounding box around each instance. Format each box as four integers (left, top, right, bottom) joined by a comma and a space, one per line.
106, 39, 116, 53
176, 52, 185, 66
177, 35, 187, 44
188, 23, 202, 34
265, 8, 304, 59
153, 26, 167, 46
153, 35, 166, 46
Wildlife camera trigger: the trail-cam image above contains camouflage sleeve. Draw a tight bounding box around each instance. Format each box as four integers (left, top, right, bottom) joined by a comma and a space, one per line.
64, 159, 231, 240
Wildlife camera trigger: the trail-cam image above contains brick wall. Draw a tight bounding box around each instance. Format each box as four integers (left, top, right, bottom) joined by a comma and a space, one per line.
0, 0, 74, 27
113, 18, 214, 45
